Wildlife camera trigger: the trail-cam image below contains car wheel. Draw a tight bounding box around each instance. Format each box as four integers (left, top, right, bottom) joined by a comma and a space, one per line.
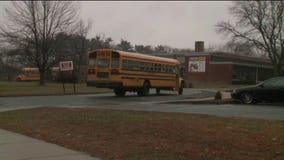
240, 92, 254, 104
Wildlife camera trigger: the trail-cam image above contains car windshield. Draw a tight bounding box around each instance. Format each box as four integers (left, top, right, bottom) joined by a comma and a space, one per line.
263, 77, 284, 87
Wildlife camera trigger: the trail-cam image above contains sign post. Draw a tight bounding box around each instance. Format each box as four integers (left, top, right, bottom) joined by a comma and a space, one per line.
60, 61, 74, 71
59, 61, 74, 93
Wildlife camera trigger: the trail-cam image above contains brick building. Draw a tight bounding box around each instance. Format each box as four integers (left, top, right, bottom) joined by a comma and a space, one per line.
154, 41, 275, 85
184, 51, 273, 85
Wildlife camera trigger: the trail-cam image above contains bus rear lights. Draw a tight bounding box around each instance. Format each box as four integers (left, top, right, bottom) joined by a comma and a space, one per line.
88, 69, 96, 74
111, 69, 119, 74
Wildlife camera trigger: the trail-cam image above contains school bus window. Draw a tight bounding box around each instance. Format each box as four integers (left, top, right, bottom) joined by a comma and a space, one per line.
144, 63, 148, 71
128, 60, 133, 70
140, 62, 145, 71
111, 58, 119, 68
122, 60, 128, 69
155, 64, 158, 72
170, 66, 174, 73
161, 65, 166, 73
167, 66, 170, 73
174, 66, 179, 74
171, 66, 174, 73
129, 61, 135, 70
169, 66, 173, 73
154, 64, 157, 71
150, 63, 153, 71
144, 63, 149, 71
134, 61, 140, 71
171, 66, 176, 73
130, 60, 138, 71
98, 59, 110, 68
139, 62, 143, 70
174, 66, 178, 73
158, 64, 161, 72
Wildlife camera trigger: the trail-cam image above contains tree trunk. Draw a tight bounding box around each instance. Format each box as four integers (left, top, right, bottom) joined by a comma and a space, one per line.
78, 39, 86, 83
273, 63, 283, 77
39, 71, 46, 86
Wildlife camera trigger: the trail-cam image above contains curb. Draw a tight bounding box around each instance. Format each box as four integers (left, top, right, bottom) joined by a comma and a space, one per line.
159, 98, 237, 105
159, 91, 237, 105
0, 92, 111, 98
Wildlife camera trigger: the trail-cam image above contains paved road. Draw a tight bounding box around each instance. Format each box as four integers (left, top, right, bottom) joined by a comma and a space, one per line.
1, 89, 283, 120
0, 89, 212, 111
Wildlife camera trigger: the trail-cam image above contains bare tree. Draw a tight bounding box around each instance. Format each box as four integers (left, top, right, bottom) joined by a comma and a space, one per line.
0, 1, 80, 85
74, 19, 92, 82
224, 40, 258, 56
216, 1, 284, 76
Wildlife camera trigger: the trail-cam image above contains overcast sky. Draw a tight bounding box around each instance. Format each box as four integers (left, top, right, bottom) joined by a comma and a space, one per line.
0, 1, 233, 49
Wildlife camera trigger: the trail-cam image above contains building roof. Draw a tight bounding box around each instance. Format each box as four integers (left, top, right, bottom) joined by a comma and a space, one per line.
153, 51, 270, 62
153, 51, 273, 68
189, 51, 271, 63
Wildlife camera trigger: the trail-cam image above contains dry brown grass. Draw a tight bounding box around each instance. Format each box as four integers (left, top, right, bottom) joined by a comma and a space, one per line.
0, 81, 111, 96
0, 107, 283, 160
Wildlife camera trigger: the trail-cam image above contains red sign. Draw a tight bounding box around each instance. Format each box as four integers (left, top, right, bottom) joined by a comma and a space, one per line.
59, 61, 73, 71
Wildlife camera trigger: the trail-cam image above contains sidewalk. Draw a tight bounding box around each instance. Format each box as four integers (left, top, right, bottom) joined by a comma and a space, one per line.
0, 129, 100, 160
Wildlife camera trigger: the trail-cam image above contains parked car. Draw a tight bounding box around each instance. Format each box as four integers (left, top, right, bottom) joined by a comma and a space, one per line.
231, 77, 284, 104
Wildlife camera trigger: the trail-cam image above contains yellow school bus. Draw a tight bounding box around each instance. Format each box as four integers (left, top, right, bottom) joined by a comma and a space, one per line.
86, 49, 185, 96
16, 67, 60, 81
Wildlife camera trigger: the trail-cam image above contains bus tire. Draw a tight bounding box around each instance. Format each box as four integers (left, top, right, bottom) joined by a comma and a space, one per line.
137, 91, 143, 96
114, 89, 126, 97
156, 88, 160, 95
178, 83, 184, 95
138, 81, 150, 96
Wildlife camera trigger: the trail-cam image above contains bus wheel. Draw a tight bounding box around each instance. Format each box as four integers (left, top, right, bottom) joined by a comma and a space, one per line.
114, 89, 126, 97
156, 88, 160, 95
138, 81, 150, 96
178, 85, 183, 95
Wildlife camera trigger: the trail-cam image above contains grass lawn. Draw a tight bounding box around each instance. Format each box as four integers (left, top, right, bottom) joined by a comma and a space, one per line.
0, 81, 111, 96
0, 107, 283, 160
